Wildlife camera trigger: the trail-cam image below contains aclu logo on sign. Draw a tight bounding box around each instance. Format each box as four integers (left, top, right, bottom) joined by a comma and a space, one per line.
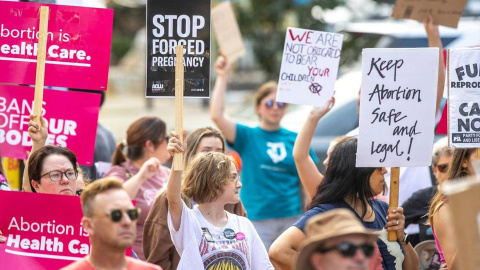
152, 83, 164, 93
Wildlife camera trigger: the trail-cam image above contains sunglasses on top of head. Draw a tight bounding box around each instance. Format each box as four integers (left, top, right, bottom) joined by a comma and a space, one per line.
436, 164, 449, 173
264, 100, 286, 109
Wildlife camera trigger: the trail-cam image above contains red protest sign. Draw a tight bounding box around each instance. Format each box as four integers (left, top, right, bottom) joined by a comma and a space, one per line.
0, 191, 88, 269
0, 2, 113, 90
0, 85, 100, 166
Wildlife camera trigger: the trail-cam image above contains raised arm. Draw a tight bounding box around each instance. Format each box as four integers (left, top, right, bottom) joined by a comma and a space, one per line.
293, 97, 335, 199
122, 157, 161, 199
166, 131, 186, 231
269, 226, 306, 270
424, 14, 445, 115
209, 55, 236, 143
23, 114, 48, 192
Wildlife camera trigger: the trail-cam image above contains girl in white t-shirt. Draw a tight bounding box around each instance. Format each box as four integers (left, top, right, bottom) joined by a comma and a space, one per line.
166, 135, 273, 270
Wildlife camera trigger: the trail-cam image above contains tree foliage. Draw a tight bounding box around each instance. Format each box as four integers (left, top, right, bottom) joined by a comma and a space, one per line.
235, 0, 345, 79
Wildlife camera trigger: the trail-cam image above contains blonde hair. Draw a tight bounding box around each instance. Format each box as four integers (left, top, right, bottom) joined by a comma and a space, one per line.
80, 178, 124, 217
428, 148, 475, 226
181, 152, 235, 204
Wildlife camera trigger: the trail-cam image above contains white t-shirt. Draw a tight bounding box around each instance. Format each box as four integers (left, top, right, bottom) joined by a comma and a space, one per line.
168, 202, 274, 270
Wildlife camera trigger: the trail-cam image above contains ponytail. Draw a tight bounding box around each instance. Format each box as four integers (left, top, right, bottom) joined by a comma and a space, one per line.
111, 141, 127, 166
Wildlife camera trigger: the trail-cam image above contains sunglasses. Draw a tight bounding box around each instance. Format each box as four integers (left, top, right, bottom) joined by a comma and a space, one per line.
105, 208, 141, 223
317, 242, 375, 258
436, 164, 449, 173
264, 99, 286, 109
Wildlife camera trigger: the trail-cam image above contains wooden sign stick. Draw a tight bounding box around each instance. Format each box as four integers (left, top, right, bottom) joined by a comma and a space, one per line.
173, 45, 184, 171
33, 6, 49, 126
388, 167, 400, 242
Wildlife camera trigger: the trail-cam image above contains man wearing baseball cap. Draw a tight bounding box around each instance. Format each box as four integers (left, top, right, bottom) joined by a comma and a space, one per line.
296, 209, 379, 270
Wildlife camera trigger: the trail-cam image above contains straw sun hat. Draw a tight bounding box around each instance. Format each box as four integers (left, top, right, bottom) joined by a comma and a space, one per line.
296, 209, 379, 270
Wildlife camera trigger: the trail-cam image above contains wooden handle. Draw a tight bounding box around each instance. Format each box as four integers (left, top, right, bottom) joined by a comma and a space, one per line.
33, 6, 49, 126
173, 45, 184, 171
388, 167, 400, 242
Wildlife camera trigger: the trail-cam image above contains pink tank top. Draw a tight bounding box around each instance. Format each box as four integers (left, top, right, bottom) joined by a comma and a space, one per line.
432, 227, 446, 264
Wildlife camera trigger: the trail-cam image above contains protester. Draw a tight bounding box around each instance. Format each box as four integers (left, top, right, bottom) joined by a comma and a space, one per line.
61, 178, 162, 270
104, 116, 171, 260
402, 137, 452, 245
269, 138, 419, 270
296, 209, 379, 270
166, 143, 273, 269
428, 148, 477, 269
347, 15, 446, 238
210, 55, 317, 249
143, 127, 247, 270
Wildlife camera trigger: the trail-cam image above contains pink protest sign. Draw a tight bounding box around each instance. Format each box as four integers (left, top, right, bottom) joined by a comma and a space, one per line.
0, 85, 100, 165
0, 191, 88, 269
0, 2, 113, 90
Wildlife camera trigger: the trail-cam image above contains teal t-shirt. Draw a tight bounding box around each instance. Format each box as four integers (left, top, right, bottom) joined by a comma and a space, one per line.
227, 123, 318, 220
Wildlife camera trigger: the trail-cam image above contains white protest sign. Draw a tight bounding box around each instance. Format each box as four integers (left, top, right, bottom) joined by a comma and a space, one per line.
447, 48, 480, 148
276, 27, 343, 106
357, 48, 438, 167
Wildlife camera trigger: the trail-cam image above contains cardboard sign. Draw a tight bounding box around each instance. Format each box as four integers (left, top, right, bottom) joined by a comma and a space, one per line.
276, 27, 343, 107
443, 177, 480, 270
0, 85, 100, 165
391, 0, 468, 28
211, 2, 246, 63
447, 48, 480, 148
0, 2, 113, 90
146, 0, 211, 98
0, 191, 88, 269
357, 48, 438, 167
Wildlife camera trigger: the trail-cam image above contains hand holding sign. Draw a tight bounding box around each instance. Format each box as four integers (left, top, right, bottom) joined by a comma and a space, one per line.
214, 55, 233, 78
28, 114, 48, 147
138, 157, 161, 182
0, 230, 5, 243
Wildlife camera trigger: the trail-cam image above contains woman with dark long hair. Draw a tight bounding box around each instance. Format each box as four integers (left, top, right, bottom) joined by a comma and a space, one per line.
270, 137, 419, 270
428, 148, 477, 269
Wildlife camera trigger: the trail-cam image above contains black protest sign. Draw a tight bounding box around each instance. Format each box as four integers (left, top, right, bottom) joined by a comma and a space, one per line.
146, 0, 210, 98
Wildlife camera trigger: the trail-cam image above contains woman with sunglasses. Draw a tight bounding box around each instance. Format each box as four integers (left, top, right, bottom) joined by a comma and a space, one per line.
270, 137, 419, 270
210, 55, 317, 249
428, 148, 477, 270
104, 116, 171, 260
143, 127, 247, 270
166, 142, 274, 269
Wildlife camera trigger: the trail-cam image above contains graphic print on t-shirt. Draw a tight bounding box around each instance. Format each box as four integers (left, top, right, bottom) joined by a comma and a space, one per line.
266, 142, 286, 164
377, 229, 404, 270
143, 189, 157, 206
199, 235, 251, 270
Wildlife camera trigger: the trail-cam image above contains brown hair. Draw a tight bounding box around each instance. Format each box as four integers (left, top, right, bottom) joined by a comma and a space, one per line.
28, 145, 78, 191
181, 152, 235, 204
254, 81, 278, 109
80, 177, 124, 217
111, 116, 166, 165
184, 127, 225, 167
428, 148, 475, 226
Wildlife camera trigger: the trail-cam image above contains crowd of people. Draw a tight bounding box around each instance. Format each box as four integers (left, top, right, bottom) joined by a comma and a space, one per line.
0, 14, 478, 270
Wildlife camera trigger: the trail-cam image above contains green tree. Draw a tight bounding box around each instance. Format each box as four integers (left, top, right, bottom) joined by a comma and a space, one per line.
235, 0, 344, 79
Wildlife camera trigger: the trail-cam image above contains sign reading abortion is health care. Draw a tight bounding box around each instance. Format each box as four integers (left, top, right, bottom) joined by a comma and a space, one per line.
357, 48, 438, 167
0, 191, 88, 270
146, 0, 210, 98
276, 27, 343, 107
448, 48, 480, 148
0, 1, 113, 90
0, 85, 100, 166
